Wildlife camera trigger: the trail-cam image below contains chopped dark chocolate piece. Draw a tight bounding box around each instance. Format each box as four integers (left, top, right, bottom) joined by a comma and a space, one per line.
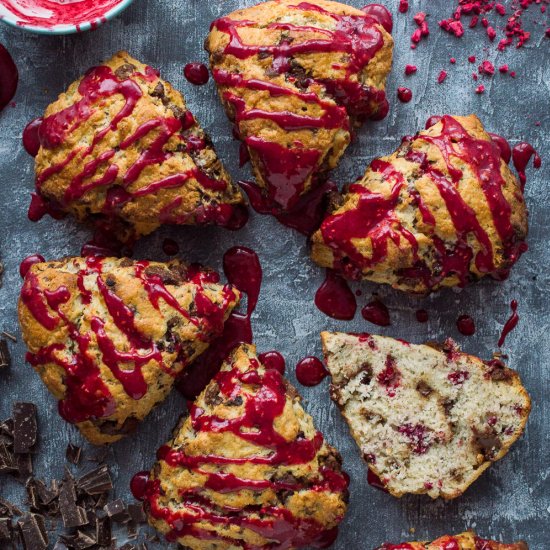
16, 453, 33, 479
66, 444, 82, 465
78, 465, 113, 495
53, 542, 69, 550
0, 517, 12, 541
17, 513, 48, 550
0, 338, 10, 369
0, 497, 22, 518
13, 403, 37, 454
72, 529, 97, 549
59, 475, 88, 528
126, 520, 138, 539
118, 544, 137, 550
127, 503, 146, 524
0, 441, 17, 474
95, 516, 112, 546
103, 499, 127, 521
0, 418, 13, 438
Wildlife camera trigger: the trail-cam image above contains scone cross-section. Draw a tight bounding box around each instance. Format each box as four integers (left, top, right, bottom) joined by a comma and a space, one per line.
18, 256, 240, 445
139, 343, 349, 549
311, 115, 528, 293
376, 530, 528, 549
32, 51, 245, 239
322, 332, 531, 499
206, 0, 394, 210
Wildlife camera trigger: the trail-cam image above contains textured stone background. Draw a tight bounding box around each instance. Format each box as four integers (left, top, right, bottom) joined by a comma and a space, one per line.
0, 0, 548, 548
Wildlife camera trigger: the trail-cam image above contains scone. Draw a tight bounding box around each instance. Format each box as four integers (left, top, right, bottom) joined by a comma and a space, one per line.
376, 531, 528, 549
18, 256, 240, 445
322, 332, 530, 499
311, 115, 528, 293
141, 344, 349, 549
33, 51, 245, 239
206, 0, 393, 210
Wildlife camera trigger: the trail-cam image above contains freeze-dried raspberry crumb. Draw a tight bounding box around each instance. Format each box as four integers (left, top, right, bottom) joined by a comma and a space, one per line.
405, 64, 418, 75
468, 55, 476, 63
399, 0, 409, 14
479, 60, 495, 75
499, 64, 509, 73
450, 57, 457, 63
475, 84, 485, 94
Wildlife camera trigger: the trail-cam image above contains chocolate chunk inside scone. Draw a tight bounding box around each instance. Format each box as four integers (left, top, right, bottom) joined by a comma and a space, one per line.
376, 530, 528, 550
206, 0, 394, 210
321, 332, 530, 499
32, 51, 245, 239
311, 115, 529, 293
18, 257, 240, 445
140, 343, 349, 549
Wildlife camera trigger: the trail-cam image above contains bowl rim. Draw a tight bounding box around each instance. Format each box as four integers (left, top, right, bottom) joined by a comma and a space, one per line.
0, 0, 135, 35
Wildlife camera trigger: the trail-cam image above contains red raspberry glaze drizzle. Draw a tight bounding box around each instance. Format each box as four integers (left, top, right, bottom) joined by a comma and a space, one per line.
21, 256, 235, 424
29, 64, 242, 229
211, 2, 391, 210
319, 116, 528, 289
137, 357, 348, 548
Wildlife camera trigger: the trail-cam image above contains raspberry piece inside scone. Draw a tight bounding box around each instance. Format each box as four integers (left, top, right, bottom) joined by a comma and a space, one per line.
18, 256, 240, 445
139, 343, 349, 549
321, 332, 531, 499
375, 530, 528, 549
311, 115, 528, 293
32, 51, 246, 239
206, 0, 394, 211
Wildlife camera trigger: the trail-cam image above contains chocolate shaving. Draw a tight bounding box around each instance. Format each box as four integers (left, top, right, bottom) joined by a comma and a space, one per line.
0, 440, 17, 474
77, 465, 113, 495
1, 331, 17, 343
65, 444, 82, 465
17, 512, 48, 550
103, 498, 127, 521
13, 403, 37, 454
0, 338, 10, 369
0, 518, 12, 541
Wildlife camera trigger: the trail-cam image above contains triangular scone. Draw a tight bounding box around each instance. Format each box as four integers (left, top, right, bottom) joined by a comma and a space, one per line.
33, 51, 245, 239
18, 257, 240, 445
376, 531, 528, 550
142, 344, 349, 549
311, 115, 528, 293
206, 0, 393, 210
321, 332, 530, 499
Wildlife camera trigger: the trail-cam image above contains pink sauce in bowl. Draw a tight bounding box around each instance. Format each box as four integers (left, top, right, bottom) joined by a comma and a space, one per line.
0, 0, 133, 34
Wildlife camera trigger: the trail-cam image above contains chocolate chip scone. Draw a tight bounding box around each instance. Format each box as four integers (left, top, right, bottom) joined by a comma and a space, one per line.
311, 115, 528, 293
18, 256, 240, 445
139, 343, 349, 549
376, 531, 528, 550
206, 0, 393, 210
32, 51, 245, 240
321, 332, 530, 499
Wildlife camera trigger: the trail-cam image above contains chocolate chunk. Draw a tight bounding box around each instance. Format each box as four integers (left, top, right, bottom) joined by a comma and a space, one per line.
0, 496, 22, 517
0, 418, 13, 438
17, 513, 48, 550
127, 503, 146, 524
13, 403, 37, 454
95, 516, 112, 546
0, 518, 12, 541
77, 465, 113, 495
0, 338, 10, 369
360, 363, 373, 385
16, 453, 33, 479
474, 429, 502, 460
114, 63, 137, 80
143, 266, 182, 285
53, 542, 69, 550
103, 499, 127, 522
150, 82, 165, 98
486, 360, 512, 381
127, 519, 139, 539
71, 530, 97, 549
65, 444, 82, 465
118, 544, 138, 550
98, 417, 140, 437
416, 380, 433, 397
59, 475, 88, 528
26, 478, 59, 509
204, 383, 223, 407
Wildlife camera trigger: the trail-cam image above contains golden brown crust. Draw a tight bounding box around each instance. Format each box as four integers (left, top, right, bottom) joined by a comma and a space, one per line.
322, 332, 531, 500
145, 343, 349, 549
311, 115, 528, 293
206, 0, 393, 209
18, 256, 240, 445
34, 51, 245, 238
376, 530, 528, 549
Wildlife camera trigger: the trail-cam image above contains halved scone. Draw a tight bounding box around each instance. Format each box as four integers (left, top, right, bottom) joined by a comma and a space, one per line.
18, 256, 240, 445
376, 531, 528, 549
140, 343, 349, 549
32, 51, 246, 239
322, 332, 530, 499
206, 0, 394, 210
311, 115, 528, 293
